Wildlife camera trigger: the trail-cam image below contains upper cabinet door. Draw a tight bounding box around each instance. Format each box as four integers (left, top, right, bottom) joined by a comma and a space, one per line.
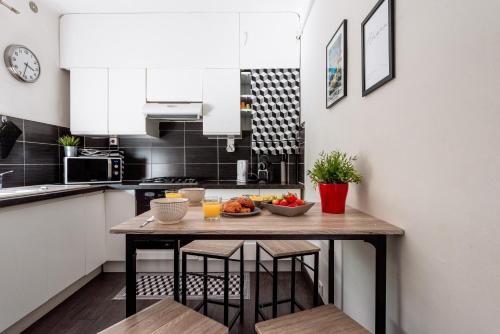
147, 69, 202, 102
203, 69, 241, 136
60, 13, 239, 69
240, 13, 301, 69
109, 69, 148, 135
70, 68, 108, 135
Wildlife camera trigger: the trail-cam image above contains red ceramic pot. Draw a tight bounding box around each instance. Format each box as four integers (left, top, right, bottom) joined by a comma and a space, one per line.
319, 183, 349, 214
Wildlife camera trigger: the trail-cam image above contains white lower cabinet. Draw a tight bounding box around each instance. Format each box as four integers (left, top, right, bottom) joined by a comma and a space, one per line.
105, 190, 136, 261
0, 192, 105, 332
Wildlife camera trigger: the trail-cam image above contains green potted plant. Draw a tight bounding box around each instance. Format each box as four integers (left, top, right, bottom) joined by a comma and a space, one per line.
307, 151, 362, 214
58, 135, 80, 157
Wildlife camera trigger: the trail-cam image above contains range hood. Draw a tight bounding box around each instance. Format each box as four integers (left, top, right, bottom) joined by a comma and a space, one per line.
143, 102, 202, 121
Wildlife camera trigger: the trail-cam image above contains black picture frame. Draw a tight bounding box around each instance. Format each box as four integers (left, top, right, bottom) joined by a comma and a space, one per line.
361, 0, 395, 96
326, 19, 347, 109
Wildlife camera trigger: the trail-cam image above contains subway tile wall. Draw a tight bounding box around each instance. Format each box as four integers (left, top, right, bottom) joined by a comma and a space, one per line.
0, 118, 304, 187
0, 115, 69, 188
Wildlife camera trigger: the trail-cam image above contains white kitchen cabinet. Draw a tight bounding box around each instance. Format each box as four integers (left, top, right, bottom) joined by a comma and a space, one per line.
0, 192, 106, 332
202, 69, 241, 136
105, 190, 136, 261
70, 68, 108, 135
60, 13, 239, 69
84, 193, 107, 274
240, 13, 301, 69
147, 69, 202, 102
0, 204, 48, 333
108, 69, 157, 136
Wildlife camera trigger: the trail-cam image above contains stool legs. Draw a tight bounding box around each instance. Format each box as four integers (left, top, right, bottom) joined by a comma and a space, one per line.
181, 252, 187, 305
254, 244, 260, 323
291, 256, 296, 313
240, 245, 244, 321
272, 258, 278, 318
313, 252, 319, 307
203, 256, 208, 315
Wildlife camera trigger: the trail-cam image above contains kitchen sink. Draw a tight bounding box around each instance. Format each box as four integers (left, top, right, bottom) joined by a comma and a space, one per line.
0, 185, 91, 199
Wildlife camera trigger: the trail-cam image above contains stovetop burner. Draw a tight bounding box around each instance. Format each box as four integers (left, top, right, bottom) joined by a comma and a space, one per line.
139, 177, 198, 186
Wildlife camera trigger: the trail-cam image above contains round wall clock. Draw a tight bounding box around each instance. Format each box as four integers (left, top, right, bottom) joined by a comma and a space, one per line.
3, 44, 41, 83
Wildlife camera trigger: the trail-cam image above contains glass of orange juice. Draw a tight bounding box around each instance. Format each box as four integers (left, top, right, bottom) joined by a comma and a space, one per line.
203, 196, 222, 222
165, 190, 183, 199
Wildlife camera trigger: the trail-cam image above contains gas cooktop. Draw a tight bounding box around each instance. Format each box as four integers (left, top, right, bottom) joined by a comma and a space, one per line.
139, 177, 199, 186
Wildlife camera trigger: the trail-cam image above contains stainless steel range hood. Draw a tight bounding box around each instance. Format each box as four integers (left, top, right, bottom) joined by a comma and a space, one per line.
143, 102, 202, 121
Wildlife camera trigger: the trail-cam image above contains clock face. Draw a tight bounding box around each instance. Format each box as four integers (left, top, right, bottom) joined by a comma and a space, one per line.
4, 45, 41, 83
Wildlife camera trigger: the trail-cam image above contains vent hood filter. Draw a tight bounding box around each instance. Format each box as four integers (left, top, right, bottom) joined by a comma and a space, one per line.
144, 103, 202, 121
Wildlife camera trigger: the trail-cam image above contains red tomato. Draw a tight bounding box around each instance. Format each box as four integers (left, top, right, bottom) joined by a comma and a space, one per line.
295, 199, 305, 206
288, 203, 297, 208
286, 193, 297, 203
279, 200, 289, 206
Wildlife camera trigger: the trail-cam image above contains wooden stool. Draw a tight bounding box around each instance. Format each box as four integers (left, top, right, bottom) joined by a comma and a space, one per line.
181, 240, 245, 329
255, 240, 320, 322
99, 298, 228, 334
255, 304, 369, 334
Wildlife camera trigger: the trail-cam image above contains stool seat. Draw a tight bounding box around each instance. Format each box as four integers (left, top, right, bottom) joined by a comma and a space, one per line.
181, 240, 244, 257
255, 304, 369, 334
257, 240, 320, 258
99, 299, 227, 334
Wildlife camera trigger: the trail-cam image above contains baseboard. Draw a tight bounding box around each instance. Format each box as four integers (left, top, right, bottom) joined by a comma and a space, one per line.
3, 267, 102, 334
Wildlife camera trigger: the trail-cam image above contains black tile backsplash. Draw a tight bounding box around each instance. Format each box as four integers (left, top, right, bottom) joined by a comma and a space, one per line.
0, 116, 305, 187
114, 122, 304, 183
0, 114, 67, 187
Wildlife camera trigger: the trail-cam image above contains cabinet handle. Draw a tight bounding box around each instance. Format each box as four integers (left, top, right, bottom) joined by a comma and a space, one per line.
243, 32, 248, 46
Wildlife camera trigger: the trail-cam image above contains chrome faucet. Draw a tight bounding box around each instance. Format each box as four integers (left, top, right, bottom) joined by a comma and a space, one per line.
0, 170, 13, 189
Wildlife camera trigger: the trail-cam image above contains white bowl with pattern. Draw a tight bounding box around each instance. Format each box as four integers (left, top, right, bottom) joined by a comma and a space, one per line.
150, 198, 189, 224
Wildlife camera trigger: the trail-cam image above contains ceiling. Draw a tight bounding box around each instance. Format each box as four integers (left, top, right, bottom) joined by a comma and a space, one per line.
40, 0, 312, 17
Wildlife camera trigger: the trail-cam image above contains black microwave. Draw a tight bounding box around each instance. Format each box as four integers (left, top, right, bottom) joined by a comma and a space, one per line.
64, 157, 122, 184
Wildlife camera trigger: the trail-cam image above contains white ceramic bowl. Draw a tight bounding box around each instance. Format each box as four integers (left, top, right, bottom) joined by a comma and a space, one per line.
150, 198, 189, 224
178, 188, 206, 205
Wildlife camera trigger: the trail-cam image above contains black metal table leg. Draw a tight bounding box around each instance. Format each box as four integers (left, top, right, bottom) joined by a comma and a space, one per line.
291, 256, 296, 313
254, 244, 260, 323
328, 240, 335, 304
240, 245, 244, 322
182, 251, 187, 305
125, 235, 137, 317
224, 258, 229, 326
272, 258, 278, 318
313, 252, 319, 307
374, 236, 387, 334
174, 241, 179, 302
203, 256, 208, 315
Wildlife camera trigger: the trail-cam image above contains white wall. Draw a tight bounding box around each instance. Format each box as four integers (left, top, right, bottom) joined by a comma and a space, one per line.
0, 0, 68, 126
301, 0, 500, 333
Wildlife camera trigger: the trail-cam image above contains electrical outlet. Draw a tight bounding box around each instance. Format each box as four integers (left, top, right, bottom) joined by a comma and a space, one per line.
318, 281, 324, 297
109, 137, 118, 146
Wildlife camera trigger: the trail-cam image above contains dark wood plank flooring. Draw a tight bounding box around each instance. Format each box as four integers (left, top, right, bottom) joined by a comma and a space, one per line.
24, 271, 320, 334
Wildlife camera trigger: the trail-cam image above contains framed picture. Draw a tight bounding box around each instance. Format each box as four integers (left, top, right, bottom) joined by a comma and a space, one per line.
362, 0, 394, 96
326, 19, 347, 108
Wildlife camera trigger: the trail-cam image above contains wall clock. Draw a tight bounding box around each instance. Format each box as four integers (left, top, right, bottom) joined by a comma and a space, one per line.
3, 44, 41, 83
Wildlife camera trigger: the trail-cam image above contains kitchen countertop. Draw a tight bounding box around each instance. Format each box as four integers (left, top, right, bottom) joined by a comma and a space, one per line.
0, 182, 304, 208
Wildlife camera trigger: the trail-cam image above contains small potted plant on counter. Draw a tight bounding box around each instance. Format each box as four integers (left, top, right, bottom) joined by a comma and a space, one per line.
307, 151, 362, 214
58, 135, 80, 157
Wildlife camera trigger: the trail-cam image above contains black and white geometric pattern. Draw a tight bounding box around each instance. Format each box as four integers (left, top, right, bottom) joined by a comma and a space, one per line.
113, 273, 250, 300
251, 68, 301, 155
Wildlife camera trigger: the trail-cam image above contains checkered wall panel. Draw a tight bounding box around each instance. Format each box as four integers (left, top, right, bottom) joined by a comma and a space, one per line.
251, 69, 301, 155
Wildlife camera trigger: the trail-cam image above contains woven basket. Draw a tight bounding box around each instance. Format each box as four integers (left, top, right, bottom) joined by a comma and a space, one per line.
150, 198, 189, 225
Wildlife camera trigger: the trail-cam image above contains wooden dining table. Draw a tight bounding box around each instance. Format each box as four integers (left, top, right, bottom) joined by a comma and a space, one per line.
110, 204, 404, 334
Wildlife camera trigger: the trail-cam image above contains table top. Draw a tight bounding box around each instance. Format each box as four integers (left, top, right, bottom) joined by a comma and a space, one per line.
110, 204, 404, 237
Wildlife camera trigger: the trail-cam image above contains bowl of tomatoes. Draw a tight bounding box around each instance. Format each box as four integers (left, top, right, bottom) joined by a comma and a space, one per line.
262, 193, 314, 217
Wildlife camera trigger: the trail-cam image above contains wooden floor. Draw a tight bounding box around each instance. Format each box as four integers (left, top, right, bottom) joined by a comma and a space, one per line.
24, 271, 320, 334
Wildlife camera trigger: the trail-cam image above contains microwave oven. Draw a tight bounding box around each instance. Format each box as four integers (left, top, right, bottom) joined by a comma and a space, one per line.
64, 157, 122, 184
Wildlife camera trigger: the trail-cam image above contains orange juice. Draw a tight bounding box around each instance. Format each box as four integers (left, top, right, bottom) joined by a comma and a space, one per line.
203, 202, 221, 219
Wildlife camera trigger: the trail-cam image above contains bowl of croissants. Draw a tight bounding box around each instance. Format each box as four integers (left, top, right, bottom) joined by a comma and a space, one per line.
222, 197, 261, 217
